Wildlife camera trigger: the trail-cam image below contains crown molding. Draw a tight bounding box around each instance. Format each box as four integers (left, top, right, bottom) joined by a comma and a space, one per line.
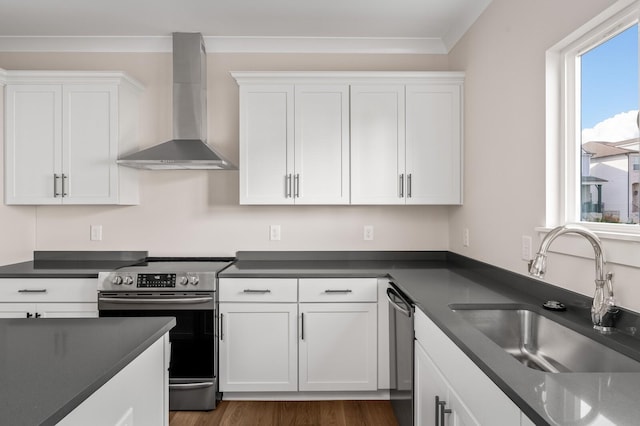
0, 35, 447, 54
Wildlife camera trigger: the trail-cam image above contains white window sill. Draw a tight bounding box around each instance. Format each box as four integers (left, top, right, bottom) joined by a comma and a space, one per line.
535, 225, 640, 268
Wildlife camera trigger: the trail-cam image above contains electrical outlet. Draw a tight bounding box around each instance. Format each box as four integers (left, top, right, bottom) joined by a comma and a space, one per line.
521, 235, 533, 261
269, 225, 281, 241
90, 225, 102, 241
364, 225, 374, 241
463, 228, 470, 247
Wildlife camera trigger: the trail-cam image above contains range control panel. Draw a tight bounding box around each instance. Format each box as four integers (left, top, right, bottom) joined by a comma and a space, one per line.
137, 273, 176, 288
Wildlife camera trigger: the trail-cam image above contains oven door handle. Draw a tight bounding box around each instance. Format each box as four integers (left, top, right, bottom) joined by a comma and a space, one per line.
169, 381, 215, 390
98, 296, 214, 304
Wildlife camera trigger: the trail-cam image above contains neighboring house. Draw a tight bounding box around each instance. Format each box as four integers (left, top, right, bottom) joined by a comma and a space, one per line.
582, 138, 640, 223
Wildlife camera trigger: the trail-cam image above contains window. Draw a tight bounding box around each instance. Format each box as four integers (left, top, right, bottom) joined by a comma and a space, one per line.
580, 24, 638, 224
548, 0, 640, 234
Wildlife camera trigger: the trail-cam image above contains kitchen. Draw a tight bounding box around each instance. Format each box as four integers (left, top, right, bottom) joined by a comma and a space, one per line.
1, 0, 640, 425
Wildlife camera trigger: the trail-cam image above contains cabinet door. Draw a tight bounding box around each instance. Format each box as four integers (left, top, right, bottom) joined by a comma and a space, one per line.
406, 85, 462, 205
62, 84, 118, 204
0, 303, 37, 318
448, 388, 480, 426
5, 85, 63, 204
415, 340, 449, 426
38, 303, 98, 318
351, 85, 405, 205
299, 303, 377, 391
239, 85, 294, 205
294, 85, 350, 204
219, 303, 298, 392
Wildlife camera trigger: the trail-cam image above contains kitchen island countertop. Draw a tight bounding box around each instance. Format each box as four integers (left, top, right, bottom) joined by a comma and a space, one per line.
0, 316, 175, 426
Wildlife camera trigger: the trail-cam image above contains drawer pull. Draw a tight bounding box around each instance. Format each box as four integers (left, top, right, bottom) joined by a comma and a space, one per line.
18, 289, 47, 294
324, 289, 352, 294
243, 289, 272, 294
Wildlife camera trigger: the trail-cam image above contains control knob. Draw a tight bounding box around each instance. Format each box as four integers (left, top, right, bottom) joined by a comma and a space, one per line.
122, 275, 134, 286
179, 276, 189, 286
189, 276, 200, 286
112, 275, 123, 286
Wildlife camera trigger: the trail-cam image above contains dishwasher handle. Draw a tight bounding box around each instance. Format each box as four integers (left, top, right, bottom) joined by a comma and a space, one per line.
386, 285, 412, 318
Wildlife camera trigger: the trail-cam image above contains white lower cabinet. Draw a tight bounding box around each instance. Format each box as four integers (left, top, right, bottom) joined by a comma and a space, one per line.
218, 277, 378, 394
58, 333, 170, 426
0, 278, 98, 318
415, 338, 479, 426
415, 308, 531, 426
219, 303, 298, 392
0, 302, 97, 318
299, 302, 377, 391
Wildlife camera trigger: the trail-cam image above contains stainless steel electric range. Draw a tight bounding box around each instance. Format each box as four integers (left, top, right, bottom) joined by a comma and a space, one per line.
97, 258, 233, 411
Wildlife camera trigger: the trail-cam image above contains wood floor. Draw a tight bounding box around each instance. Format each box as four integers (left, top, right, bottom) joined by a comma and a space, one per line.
169, 400, 399, 426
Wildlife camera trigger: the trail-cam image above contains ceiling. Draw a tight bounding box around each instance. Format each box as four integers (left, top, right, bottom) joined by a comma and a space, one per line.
0, 0, 492, 54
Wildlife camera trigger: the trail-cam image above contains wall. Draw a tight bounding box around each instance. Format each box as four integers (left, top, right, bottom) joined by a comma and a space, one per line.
446, 0, 640, 312
0, 52, 451, 259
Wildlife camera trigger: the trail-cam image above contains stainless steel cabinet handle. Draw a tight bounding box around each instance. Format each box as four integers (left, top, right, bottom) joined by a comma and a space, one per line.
243, 289, 271, 294
61, 174, 68, 197
53, 174, 61, 197
220, 313, 224, 341
301, 312, 305, 340
399, 174, 404, 198
19, 289, 47, 294
285, 174, 292, 198
324, 289, 352, 293
294, 174, 300, 198
408, 173, 412, 198
435, 396, 452, 425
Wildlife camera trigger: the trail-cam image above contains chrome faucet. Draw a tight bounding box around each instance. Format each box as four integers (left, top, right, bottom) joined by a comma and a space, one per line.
528, 224, 617, 333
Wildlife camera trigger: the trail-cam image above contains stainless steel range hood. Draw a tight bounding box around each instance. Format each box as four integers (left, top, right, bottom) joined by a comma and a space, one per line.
118, 32, 236, 170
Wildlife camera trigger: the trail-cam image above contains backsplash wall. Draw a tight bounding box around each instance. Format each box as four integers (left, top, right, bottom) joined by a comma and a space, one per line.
0, 51, 451, 260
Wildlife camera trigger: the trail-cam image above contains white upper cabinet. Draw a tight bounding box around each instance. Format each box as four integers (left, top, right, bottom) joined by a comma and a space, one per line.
406, 84, 462, 205
236, 76, 350, 205
238, 84, 294, 205
294, 85, 349, 204
350, 85, 405, 204
3, 71, 142, 205
233, 71, 464, 206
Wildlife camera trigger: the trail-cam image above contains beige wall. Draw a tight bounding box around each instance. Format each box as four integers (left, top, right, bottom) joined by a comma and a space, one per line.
0, 52, 451, 259
445, 0, 640, 311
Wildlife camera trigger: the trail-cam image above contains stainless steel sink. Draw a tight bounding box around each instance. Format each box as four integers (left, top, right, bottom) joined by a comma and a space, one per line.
450, 305, 640, 373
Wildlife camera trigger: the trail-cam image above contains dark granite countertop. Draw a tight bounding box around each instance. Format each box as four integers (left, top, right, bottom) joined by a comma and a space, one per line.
0, 251, 148, 278
0, 316, 175, 426
221, 251, 640, 426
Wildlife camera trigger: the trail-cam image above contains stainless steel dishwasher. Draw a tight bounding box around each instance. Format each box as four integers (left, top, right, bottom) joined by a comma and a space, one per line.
387, 282, 415, 426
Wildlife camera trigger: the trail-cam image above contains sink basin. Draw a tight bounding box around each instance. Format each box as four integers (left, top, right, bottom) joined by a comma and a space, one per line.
450, 305, 640, 373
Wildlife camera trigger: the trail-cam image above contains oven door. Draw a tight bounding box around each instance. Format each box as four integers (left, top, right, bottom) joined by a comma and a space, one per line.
98, 293, 218, 410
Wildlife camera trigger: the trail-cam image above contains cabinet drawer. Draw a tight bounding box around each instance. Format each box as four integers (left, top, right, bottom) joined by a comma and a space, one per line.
299, 278, 377, 302
219, 278, 297, 302
0, 278, 97, 302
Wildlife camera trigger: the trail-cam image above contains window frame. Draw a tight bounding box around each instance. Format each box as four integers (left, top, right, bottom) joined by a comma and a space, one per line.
547, 0, 640, 236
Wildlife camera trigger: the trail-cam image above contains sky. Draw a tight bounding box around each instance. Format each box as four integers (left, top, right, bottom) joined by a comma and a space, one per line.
581, 23, 638, 141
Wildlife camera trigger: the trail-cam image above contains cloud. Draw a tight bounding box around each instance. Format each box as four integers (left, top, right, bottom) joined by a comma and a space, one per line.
582, 110, 639, 143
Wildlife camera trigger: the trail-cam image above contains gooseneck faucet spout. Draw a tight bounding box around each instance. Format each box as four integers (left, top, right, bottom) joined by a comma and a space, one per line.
528, 224, 617, 333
